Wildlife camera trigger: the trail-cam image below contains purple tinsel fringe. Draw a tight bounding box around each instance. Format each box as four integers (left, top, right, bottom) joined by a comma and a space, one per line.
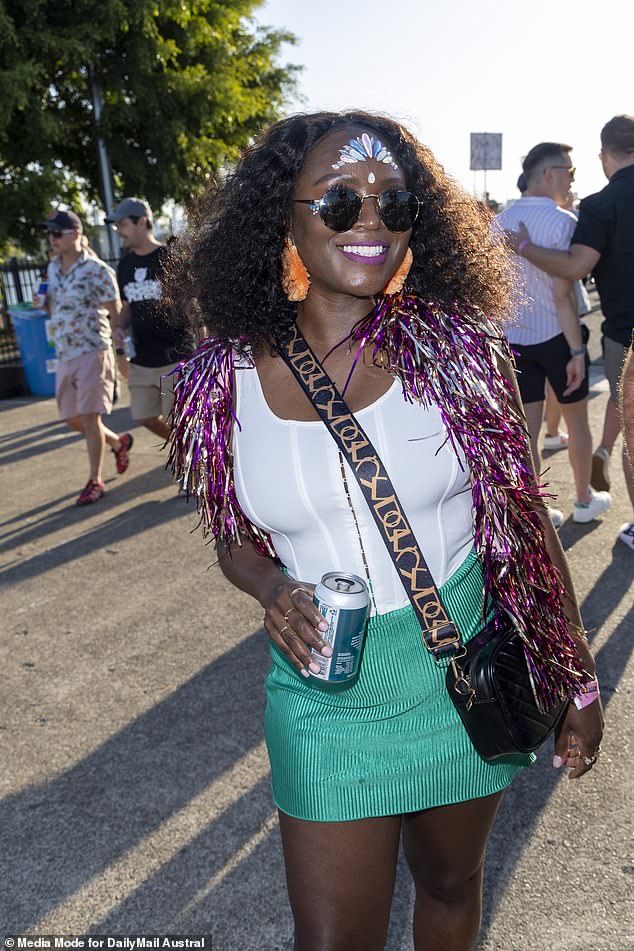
167, 337, 276, 560
348, 294, 584, 707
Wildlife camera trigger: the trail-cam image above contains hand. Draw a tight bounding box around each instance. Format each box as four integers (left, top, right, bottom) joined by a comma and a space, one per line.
263, 580, 331, 677
113, 325, 126, 348
552, 699, 604, 779
116, 352, 129, 379
563, 354, 586, 396
503, 221, 530, 253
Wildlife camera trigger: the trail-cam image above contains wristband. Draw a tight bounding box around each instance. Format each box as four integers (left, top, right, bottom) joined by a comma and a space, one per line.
517, 239, 530, 255
570, 345, 587, 357
115, 347, 125, 356
573, 678, 600, 710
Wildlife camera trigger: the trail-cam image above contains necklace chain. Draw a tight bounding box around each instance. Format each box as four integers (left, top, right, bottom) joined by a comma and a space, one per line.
337, 449, 376, 612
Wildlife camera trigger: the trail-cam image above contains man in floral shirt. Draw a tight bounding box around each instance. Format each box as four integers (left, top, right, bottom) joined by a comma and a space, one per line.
42, 209, 133, 505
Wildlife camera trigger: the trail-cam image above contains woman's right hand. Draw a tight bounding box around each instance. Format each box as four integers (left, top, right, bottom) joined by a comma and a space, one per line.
263, 581, 332, 677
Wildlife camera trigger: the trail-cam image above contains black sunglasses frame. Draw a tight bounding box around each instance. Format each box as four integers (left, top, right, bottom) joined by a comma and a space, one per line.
293, 186, 421, 233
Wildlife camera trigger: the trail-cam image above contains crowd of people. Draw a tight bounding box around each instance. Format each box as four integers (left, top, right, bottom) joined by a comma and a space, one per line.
503, 114, 634, 551
35, 109, 632, 949
37, 116, 634, 542
36, 200, 193, 505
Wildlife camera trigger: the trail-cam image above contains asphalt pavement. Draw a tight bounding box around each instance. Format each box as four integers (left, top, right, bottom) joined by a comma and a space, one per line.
2, 306, 633, 950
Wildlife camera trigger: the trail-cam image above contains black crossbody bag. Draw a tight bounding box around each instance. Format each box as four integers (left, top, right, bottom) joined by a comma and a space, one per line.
281, 325, 568, 761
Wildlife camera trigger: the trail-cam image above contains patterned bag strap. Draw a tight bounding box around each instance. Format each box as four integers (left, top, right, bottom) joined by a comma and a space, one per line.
281, 323, 462, 665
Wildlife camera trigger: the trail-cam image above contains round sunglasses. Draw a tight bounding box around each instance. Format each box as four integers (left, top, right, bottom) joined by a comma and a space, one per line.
293, 186, 421, 233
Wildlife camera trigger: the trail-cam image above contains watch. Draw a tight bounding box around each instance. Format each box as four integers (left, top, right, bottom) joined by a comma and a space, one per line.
570, 345, 586, 356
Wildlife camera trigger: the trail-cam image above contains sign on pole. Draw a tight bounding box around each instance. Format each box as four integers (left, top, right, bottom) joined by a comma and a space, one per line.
470, 133, 502, 171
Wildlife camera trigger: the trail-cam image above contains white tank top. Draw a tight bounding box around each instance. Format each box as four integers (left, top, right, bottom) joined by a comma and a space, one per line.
233, 363, 475, 614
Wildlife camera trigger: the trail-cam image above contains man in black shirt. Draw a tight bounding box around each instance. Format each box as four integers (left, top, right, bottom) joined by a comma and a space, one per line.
506, 115, 634, 550
107, 197, 194, 441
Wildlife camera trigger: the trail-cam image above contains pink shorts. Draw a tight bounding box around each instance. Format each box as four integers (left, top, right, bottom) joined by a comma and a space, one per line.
56, 349, 115, 419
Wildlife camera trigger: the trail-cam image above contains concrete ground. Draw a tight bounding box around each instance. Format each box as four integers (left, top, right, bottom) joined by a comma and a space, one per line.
1, 306, 633, 950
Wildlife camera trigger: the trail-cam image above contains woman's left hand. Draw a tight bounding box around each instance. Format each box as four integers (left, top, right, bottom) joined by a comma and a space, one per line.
552, 699, 604, 779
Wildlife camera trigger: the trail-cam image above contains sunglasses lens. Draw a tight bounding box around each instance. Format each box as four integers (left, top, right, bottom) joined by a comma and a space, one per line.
318, 187, 362, 231
48, 231, 62, 238
378, 190, 420, 231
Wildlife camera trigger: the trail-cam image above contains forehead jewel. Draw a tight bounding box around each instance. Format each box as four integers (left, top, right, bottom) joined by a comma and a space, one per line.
332, 133, 399, 171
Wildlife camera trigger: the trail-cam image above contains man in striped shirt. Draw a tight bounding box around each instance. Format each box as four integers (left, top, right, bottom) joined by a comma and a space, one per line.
498, 142, 611, 524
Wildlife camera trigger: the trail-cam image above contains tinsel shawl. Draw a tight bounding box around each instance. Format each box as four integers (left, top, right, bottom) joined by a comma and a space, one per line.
169, 294, 585, 706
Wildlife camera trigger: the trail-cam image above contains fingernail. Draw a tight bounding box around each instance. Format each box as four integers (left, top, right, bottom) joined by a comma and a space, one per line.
321, 645, 333, 657
300, 667, 310, 678
552, 755, 563, 768
318, 621, 329, 631
309, 661, 321, 674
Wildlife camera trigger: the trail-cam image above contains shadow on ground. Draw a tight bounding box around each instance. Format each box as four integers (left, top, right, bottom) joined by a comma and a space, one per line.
0, 628, 273, 939
0, 465, 188, 584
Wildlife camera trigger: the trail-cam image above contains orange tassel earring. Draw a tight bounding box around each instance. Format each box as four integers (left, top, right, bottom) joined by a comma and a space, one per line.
382, 246, 413, 295
281, 241, 310, 301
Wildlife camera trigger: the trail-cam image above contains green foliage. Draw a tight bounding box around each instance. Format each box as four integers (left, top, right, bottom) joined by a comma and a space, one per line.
0, 0, 299, 254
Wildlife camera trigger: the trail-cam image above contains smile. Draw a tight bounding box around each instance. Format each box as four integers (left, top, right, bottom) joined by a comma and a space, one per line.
338, 243, 389, 264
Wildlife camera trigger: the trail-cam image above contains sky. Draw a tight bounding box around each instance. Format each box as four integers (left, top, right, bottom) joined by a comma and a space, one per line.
259, 0, 632, 204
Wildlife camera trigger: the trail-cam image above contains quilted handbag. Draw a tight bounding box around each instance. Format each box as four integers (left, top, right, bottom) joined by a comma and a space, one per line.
446, 613, 569, 760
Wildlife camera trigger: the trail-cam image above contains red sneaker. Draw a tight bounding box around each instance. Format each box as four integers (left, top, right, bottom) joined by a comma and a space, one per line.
113, 432, 133, 474
76, 479, 105, 506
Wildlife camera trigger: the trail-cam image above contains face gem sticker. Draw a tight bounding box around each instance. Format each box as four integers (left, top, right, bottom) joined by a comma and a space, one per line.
367, 171, 376, 184
332, 133, 399, 171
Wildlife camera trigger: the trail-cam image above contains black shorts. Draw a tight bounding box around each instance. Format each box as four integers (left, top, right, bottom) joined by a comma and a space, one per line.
512, 329, 590, 405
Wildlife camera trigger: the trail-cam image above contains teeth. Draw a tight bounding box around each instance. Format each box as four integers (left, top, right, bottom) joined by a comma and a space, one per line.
341, 245, 386, 257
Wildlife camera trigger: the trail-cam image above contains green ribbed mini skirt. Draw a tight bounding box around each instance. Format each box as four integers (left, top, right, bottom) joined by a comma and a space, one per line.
264, 549, 534, 821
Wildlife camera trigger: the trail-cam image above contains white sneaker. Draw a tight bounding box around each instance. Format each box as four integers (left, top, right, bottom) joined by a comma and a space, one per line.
573, 490, 612, 524
618, 521, 634, 551
543, 432, 569, 451
548, 507, 564, 529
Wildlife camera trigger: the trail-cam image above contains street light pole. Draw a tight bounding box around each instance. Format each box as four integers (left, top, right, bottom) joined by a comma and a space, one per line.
88, 67, 119, 261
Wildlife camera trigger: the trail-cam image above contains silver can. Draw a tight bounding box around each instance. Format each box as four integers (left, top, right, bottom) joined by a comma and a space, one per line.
310, 572, 370, 682
33, 281, 48, 309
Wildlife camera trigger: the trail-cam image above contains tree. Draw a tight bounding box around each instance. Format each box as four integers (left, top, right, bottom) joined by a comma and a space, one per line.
0, 0, 299, 254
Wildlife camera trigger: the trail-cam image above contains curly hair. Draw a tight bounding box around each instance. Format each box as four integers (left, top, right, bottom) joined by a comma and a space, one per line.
167, 111, 515, 352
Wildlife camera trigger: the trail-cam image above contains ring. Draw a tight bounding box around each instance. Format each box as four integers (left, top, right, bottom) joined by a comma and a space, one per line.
284, 607, 294, 620
279, 624, 290, 636
290, 587, 308, 599
582, 750, 600, 766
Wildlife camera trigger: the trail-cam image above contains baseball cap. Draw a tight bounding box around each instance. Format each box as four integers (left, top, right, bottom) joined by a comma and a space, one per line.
105, 197, 153, 224
41, 209, 83, 232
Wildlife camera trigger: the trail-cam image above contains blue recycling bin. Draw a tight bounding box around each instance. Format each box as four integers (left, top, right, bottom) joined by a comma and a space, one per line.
9, 304, 57, 397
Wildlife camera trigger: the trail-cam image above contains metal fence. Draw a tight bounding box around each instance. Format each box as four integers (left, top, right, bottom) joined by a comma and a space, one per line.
0, 259, 45, 367
1, 257, 45, 307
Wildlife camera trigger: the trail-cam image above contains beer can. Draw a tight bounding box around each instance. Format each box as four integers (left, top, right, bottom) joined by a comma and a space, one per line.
310, 572, 370, 682
33, 281, 48, 309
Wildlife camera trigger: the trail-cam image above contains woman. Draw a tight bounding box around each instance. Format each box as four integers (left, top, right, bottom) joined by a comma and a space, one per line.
169, 112, 604, 951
